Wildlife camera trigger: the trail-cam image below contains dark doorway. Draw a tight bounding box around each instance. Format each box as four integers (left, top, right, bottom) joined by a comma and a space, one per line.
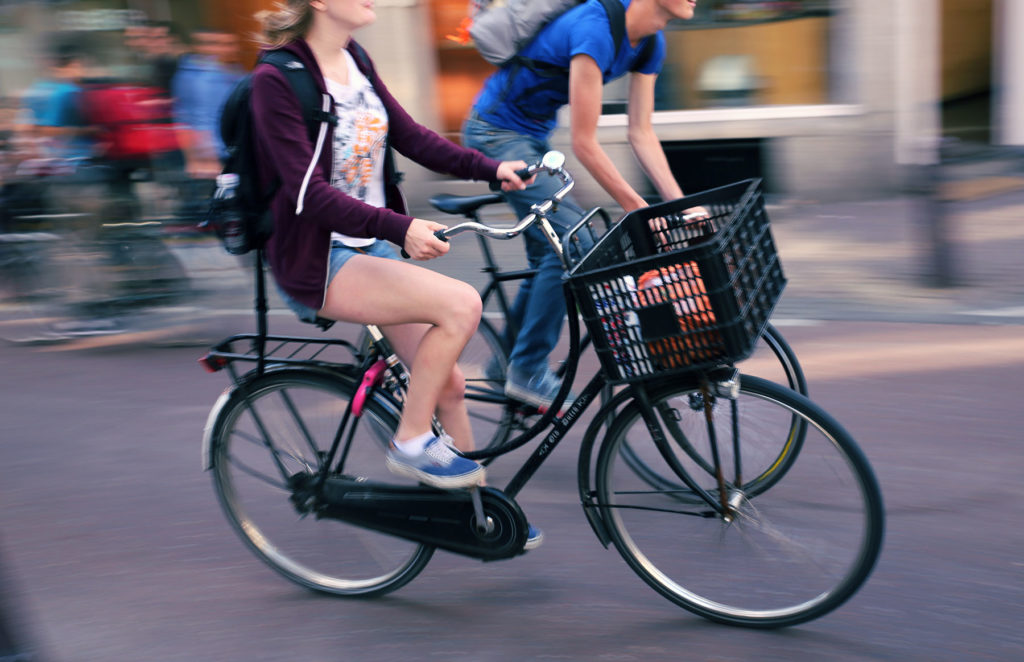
662, 138, 770, 196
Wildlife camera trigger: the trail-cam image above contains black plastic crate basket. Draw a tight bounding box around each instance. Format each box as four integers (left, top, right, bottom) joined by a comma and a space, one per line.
566, 178, 785, 384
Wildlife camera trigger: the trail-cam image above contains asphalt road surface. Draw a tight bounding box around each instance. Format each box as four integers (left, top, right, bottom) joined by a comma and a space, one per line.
1, 318, 1021, 661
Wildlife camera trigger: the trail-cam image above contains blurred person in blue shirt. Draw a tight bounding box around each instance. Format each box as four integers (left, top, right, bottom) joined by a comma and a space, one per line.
18, 39, 94, 161
171, 27, 244, 181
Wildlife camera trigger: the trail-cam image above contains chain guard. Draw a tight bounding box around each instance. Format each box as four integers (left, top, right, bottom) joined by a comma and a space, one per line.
304, 475, 529, 561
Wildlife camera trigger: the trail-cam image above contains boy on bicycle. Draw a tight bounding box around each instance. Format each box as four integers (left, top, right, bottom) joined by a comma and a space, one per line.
463, 0, 700, 409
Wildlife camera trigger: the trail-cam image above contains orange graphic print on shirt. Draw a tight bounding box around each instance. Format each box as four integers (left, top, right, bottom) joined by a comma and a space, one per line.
330, 71, 389, 207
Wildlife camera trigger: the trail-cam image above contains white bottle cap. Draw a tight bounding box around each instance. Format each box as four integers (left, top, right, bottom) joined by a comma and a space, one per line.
216, 173, 240, 188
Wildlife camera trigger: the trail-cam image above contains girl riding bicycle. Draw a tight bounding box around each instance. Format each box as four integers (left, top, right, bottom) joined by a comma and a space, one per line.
251, 0, 530, 490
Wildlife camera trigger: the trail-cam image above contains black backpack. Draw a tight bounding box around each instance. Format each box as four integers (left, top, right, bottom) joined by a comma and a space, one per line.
205, 50, 334, 254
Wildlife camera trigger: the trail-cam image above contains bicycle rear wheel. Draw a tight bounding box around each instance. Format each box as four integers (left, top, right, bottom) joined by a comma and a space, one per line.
595, 376, 884, 628
209, 369, 433, 596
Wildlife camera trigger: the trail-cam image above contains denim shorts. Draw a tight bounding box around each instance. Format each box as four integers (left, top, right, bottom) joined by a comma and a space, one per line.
278, 239, 400, 323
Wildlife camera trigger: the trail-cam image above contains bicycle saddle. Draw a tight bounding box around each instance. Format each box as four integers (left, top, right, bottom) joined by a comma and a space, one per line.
429, 192, 504, 216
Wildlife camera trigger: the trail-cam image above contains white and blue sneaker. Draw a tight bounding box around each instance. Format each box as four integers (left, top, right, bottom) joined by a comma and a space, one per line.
524, 524, 544, 551
385, 436, 485, 489
505, 364, 574, 411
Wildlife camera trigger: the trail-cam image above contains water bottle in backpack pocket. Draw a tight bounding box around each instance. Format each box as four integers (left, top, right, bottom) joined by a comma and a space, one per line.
206, 173, 248, 255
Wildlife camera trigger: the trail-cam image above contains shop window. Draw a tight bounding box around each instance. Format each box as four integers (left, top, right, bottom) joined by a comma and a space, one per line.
608, 0, 838, 113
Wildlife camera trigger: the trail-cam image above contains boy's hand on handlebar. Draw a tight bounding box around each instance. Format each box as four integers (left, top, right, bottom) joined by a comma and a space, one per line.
495, 160, 533, 192
646, 204, 712, 241
403, 218, 450, 260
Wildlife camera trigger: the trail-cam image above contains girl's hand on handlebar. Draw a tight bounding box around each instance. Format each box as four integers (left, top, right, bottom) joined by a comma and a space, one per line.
495, 160, 532, 192
403, 218, 450, 260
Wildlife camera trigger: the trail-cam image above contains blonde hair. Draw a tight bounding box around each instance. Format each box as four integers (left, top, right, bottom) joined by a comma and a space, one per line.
254, 0, 313, 48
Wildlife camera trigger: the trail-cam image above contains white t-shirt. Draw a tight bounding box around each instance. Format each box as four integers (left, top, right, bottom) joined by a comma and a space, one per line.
325, 49, 388, 247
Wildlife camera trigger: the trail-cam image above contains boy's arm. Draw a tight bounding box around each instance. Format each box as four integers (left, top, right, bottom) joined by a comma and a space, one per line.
626, 72, 683, 202
568, 54, 648, 212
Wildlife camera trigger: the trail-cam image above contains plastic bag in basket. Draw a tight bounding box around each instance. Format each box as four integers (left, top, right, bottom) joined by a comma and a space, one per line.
636, 263, 720, 367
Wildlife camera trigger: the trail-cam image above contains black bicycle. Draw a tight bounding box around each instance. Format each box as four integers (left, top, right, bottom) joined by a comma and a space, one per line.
200, 152, 884, 628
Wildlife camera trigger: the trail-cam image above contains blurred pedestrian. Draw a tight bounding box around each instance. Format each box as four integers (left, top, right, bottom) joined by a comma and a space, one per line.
83, 23, 185, 220
172, 28, 244, 182
17, 38, 93, 161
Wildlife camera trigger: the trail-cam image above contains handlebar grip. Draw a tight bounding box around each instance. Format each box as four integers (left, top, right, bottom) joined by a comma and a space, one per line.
400, 228, 451, 259
489, 165, 538, 191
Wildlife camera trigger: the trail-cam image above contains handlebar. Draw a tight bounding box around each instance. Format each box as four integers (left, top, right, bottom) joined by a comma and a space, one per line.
438, 150, 573, 243
401, 151, 573, 258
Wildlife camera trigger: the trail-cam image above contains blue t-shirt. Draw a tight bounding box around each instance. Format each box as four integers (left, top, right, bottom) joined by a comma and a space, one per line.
20, 79, 92, 159
471, 0, 666, 139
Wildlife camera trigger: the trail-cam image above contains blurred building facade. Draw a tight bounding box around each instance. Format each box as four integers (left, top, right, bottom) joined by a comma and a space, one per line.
1, 0, 1021, 206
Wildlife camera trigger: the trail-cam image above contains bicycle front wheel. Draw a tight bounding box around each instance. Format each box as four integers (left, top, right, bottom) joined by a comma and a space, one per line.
595, 376, 884, 628
209, 369, 433, 597
618, 323, 807, 497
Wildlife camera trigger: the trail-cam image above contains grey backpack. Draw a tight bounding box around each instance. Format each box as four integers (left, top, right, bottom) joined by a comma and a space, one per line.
469, 0, 639, 69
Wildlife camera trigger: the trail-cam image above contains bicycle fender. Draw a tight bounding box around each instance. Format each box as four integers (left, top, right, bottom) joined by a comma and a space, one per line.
201, 387, 233, 471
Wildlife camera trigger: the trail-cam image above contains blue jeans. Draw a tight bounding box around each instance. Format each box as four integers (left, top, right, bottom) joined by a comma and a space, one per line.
463, 115, 587, 374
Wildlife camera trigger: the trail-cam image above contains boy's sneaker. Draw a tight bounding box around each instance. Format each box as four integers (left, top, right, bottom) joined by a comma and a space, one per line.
524, 524, 544, 551
385, 436, 485, 489
505, 364, 573, 411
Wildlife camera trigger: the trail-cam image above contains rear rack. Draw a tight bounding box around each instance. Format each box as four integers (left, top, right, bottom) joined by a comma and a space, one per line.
200, 247, 363, 380
200, 333, 361, 379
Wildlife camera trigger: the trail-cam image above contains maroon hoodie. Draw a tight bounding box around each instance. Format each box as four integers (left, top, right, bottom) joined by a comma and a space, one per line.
250, 39, 501, 310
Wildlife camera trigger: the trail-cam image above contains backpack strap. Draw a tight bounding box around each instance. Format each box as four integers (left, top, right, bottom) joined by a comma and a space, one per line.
259, 50, 337, 143
347, 42, 404, 187
597, 0, 627, 61
516, 0, 646, 77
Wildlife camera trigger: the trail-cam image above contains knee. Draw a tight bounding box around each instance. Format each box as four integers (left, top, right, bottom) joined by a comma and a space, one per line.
442, 282, 482, 338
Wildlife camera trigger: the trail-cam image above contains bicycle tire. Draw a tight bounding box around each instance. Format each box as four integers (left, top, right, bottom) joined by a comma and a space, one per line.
595, 375, 884, 628
209, 368, 434, 597
617, 323, 808, 498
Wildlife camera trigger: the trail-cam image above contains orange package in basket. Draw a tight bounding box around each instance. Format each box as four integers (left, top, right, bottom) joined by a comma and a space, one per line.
636, 263, 720, 367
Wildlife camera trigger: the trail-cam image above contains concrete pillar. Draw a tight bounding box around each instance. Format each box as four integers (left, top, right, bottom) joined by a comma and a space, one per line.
894, 0, 941, 165
994, 0, 1024, 145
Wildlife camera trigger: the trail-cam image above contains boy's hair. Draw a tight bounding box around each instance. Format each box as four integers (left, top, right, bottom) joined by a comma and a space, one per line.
49, 38, 82, 68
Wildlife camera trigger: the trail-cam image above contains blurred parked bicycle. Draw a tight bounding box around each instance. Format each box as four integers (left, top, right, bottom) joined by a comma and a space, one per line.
0, 155, 197, 344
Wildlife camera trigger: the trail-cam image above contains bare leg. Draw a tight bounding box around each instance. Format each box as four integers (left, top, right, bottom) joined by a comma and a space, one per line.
379, 322, 476, 453
318, 254, 481, 449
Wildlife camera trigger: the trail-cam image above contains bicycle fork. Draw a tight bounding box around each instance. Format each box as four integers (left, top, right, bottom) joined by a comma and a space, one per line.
633, 368, 743, 520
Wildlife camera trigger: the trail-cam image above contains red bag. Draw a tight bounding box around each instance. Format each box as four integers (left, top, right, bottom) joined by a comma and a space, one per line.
83, 84, 180, 159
